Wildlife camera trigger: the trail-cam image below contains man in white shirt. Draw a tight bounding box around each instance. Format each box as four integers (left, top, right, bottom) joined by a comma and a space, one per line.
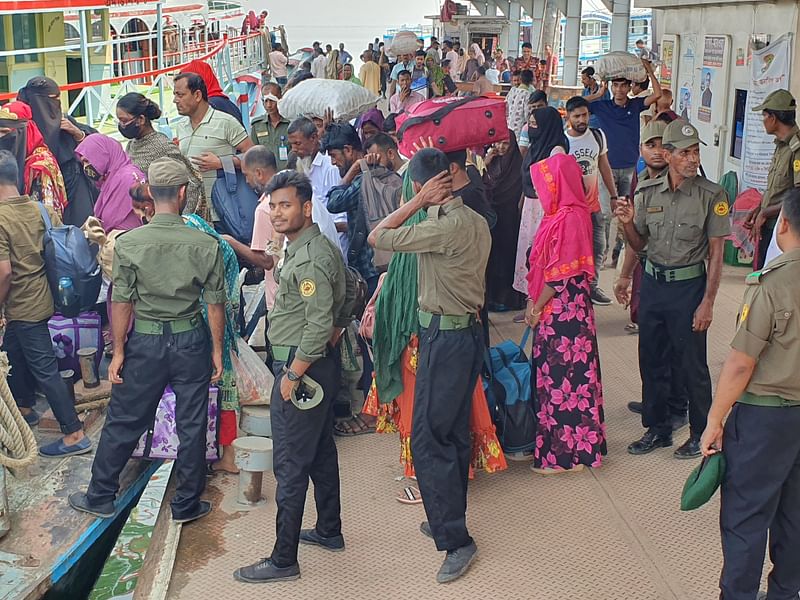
311, 48, 327, 79
443, 40, 460, 82
565, 95, 619, 306
286, 117, 348, 256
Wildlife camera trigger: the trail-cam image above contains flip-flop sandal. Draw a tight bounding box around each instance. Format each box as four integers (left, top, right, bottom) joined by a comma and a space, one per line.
334, 415, 376, 437
397, 486, 423, 505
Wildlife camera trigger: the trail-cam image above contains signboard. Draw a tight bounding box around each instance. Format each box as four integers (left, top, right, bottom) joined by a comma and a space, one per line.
741, 33, 792, 191
703, 36, 726, 68
660, 36, 677, 88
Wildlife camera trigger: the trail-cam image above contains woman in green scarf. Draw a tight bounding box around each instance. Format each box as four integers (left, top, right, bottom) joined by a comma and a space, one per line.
426, 56, 445, 97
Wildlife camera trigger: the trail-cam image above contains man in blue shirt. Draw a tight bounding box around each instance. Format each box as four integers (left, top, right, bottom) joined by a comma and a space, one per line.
581, 66, 609, 129
586, 59, 662, 265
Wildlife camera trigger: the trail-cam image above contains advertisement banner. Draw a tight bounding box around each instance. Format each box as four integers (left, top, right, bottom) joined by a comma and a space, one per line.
741, 34, 792, 191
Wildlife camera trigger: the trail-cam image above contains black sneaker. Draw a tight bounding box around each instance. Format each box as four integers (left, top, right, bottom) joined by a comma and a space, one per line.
590, 288, 613, 306
674, 435, 702, 459
68, 491, 115, 519
627, 401, 643, 414
234, 558, 300, 583
299, 528, 345, 552
436, 541, 478, 583
173, 500, 212, 524
627, 430, 673, 455
420, 521, 433, 539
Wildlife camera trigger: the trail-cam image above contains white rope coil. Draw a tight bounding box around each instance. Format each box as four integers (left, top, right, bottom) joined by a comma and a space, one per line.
0, 352, 38, 470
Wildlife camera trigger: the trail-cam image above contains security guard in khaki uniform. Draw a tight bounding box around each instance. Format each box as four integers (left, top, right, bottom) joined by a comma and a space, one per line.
369, 148, 491, 584
617, 119, 730, 459
249, 86, 291, 170
234, 171, 347, 584
619, 121, 689, 430
746, 89, 800, 269
69, 157, 226, 522
701, 187, 800, 600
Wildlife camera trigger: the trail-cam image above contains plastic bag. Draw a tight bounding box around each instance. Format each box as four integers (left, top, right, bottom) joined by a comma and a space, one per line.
232, 338, 274, 406
277, 79, 378, 122
595, 51, 647, 83
390, 31, 419, 56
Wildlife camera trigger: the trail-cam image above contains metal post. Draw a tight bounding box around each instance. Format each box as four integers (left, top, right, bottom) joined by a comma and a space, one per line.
78, 9, 94, 126
562, 0, 581, 86
610, 0, 631, 52
0, 465, 9, 540
156, 2, 165, 110
506, 1, 522, 59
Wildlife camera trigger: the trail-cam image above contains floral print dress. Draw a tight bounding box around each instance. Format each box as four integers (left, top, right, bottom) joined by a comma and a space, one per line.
532, 275, 606, 470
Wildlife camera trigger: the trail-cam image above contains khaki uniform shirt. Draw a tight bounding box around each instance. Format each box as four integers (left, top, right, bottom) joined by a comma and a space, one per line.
761, 126, 800, 210
111, 213, 226, 320
374, 197, 491, 315
633, 174, 731, 267
0, 196, 58, 323
268, 224, 347, 363
731, 248, 800, 401
249, 115, 290, 170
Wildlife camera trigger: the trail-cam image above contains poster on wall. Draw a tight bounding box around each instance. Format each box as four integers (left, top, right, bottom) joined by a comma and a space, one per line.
660, 37, 676, 88
741, 33, 791, 191
703, 36, 726, 68
678, 86, 692, 120
698, 68, 714, 122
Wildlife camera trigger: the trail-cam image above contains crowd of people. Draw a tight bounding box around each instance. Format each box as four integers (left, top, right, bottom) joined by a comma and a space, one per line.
0, 30, 799, 599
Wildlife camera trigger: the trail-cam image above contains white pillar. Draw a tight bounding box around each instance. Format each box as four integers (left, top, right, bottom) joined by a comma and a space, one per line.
610, 0, 631, 52
78, 10, 94, 125
529, 0, 546, 56
562, 0, 581, 86
506, 1, 522, 59
540, 0, 560, 58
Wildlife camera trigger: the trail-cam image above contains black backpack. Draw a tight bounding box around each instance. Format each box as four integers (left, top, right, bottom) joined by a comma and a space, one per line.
340, 266, 368, 323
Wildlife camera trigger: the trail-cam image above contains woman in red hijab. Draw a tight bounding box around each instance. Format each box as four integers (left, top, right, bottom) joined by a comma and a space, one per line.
5, 100, 68, 217
525, 152, 606, 474
180, 59, 244, 125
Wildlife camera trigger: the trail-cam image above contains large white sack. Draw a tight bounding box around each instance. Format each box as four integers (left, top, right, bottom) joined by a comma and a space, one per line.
390, 30, 419, 56
277, 79, 378, 122
595, 51, 648, 83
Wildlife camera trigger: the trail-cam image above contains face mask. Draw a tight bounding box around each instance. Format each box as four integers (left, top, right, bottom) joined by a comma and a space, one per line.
84, 163, 101, 182
118, 119, 142, 140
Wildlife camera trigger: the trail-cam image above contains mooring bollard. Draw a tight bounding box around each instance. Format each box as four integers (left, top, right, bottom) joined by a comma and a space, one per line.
76, 348, 100, 388
232, 436, 273, 509
239, 405, 271, 438
60, 370, 75, 404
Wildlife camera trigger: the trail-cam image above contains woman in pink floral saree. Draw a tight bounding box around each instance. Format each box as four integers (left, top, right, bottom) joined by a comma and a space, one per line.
524, 153, 607, 473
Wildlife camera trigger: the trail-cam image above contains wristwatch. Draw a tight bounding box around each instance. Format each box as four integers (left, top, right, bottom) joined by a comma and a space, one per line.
286, 368, 301, 382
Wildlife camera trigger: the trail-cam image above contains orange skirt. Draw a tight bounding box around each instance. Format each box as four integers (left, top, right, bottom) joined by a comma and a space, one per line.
363, 335, 507, 478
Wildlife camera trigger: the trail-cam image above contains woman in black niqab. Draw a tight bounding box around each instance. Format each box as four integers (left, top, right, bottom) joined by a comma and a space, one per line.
18, 76, 99, 225
0, 108, 28, 193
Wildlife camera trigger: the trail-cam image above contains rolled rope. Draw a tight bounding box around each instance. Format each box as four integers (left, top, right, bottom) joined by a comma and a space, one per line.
0, 352, 38, 470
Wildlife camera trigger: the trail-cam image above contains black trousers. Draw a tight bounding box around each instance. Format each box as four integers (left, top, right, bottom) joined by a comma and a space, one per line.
270, 356, 342, 567
719, 403, 800, 600
87, 326, 211, 519
411, 317, 483, 552
3, 319, 82, 435
638, 273, 711, 437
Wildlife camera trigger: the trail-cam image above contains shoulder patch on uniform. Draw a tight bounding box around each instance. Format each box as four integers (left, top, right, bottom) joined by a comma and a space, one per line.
746, 269, 769, 285
713, 201, 729, 216
740, 303, 750, 324
299, 279, 316, 297
789, 134, 800, 153
794, 159, 800, 173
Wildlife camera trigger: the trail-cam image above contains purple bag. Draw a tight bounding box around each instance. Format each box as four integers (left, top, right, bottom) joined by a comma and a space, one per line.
132, 386, 220, 461
48, 312, 102, 378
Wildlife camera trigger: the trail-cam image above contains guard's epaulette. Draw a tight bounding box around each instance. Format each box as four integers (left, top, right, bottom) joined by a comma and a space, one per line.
789, 132, 800, 153
746, 263, 784, 284
694, 176, 724, 194
636, 177, 662, 190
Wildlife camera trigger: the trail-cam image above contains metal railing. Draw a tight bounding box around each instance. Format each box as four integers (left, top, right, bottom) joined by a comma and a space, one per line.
0, 31, 264, 132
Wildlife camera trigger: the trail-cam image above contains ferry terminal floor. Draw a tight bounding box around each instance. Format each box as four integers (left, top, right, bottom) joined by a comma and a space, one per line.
167, 265, 772, 600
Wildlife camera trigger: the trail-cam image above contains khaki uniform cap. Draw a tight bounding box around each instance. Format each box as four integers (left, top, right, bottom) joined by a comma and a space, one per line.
753, 89, 797, 112
148, 156, 190, 187
641, 120, 667, 144
662, 119, 706, 149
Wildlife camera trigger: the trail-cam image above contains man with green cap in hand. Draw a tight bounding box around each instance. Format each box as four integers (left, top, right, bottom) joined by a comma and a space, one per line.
701, 186, 800, 600
616, 119, 729, 459
69, 156, 226, 523
745, 89, 800, 269
234, 170, 348, 584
